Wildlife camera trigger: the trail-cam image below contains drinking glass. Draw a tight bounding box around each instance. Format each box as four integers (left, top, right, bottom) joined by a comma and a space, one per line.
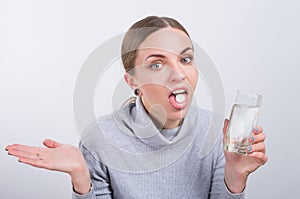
224, 90, 262, 154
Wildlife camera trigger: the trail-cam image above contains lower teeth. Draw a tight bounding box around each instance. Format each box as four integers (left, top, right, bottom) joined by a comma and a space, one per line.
175, 94, 185, 103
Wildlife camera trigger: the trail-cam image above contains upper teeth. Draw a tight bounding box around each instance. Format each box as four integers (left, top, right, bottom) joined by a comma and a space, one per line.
173, 89, 186, 95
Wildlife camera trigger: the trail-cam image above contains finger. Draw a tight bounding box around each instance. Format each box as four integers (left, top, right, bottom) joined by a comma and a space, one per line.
248, 152, 268, 165
5, 145, 12, 151
249, 132, 266, 144
7, 148, 38, 159
247, 142, 266, 154
8, 144, 41, 154
43, 139, 62, 148
253, 126, 263, 135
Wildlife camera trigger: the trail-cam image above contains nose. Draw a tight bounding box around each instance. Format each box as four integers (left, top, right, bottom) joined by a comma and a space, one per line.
167, 62, 186, 83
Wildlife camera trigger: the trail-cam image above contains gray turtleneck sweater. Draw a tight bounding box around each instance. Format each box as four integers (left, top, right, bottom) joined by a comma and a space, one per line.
72, 97, 245, 199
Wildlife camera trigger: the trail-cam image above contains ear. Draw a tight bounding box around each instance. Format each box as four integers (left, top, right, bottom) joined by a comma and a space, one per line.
124, 73, 137, 90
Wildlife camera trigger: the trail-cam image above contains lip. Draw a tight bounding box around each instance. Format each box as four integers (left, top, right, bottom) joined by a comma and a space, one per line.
168, 86, 190, 97
167, 86, 190, 110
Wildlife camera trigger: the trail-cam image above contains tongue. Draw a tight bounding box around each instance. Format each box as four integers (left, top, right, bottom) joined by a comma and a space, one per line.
175, 94, 185, 103
169, 94, 187, 109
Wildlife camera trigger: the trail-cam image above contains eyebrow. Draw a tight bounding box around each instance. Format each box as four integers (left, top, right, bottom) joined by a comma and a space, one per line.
144, 47, 194, 61
180, 47, 194, 55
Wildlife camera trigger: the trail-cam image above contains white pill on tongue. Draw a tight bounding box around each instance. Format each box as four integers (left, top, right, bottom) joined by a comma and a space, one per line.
175, 94, 185, 103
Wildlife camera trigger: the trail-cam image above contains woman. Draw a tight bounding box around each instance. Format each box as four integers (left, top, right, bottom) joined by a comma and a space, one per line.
5, 16, 267, 198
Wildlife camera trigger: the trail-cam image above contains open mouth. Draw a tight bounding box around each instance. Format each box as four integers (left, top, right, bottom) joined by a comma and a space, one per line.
168, 88, 188, 109
170, 89, 187, 103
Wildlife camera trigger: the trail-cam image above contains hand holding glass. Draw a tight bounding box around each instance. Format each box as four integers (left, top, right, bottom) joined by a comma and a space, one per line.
224, 90, 262, 154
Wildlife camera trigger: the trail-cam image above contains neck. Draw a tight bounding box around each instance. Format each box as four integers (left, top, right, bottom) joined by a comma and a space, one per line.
140, 98, 182, 129
149, 113, 182, 129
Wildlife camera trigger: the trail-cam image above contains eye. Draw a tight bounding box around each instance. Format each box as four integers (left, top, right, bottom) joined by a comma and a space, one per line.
181, 56, 193, 64
150, 62, 163, 70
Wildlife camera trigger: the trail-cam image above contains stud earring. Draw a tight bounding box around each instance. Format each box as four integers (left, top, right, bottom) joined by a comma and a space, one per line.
134, 88, 140, 96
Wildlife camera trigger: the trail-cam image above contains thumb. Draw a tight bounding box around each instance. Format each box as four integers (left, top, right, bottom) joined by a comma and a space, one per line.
43, 139, 62, 148
223, 119, 229, 134
223, 119, 229, 143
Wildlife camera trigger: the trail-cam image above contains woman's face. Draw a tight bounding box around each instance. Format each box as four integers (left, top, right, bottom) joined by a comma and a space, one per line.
127, 27, 198, 129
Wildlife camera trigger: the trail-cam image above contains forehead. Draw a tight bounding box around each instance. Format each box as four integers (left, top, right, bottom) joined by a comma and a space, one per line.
137, 28, 193, 54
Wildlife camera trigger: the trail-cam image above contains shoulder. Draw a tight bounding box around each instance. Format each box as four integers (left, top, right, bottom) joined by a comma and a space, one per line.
79, 105, 129, 144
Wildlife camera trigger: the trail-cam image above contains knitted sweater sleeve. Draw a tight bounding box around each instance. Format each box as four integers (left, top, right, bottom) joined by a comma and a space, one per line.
209, 134, 246, 199
72, 143, 113, 199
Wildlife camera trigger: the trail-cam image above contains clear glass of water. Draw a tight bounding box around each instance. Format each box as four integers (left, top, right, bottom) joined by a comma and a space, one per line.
224, 90, 263, 154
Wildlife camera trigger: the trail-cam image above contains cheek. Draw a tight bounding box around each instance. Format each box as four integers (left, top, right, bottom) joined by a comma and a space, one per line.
186, 68, 198, 89
141, 85, 167, 100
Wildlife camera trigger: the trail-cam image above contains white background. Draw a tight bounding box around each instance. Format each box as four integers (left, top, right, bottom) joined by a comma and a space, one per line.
1, 0, 299, 198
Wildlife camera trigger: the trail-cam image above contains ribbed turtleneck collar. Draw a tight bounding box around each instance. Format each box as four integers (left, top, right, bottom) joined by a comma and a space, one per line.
111, 97, 198, 149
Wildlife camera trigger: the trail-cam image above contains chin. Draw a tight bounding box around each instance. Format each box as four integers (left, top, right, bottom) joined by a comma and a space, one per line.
168, 109, 188, 121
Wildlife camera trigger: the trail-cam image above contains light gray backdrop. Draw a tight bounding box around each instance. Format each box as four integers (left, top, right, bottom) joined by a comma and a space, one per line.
1, 0, 299, 198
